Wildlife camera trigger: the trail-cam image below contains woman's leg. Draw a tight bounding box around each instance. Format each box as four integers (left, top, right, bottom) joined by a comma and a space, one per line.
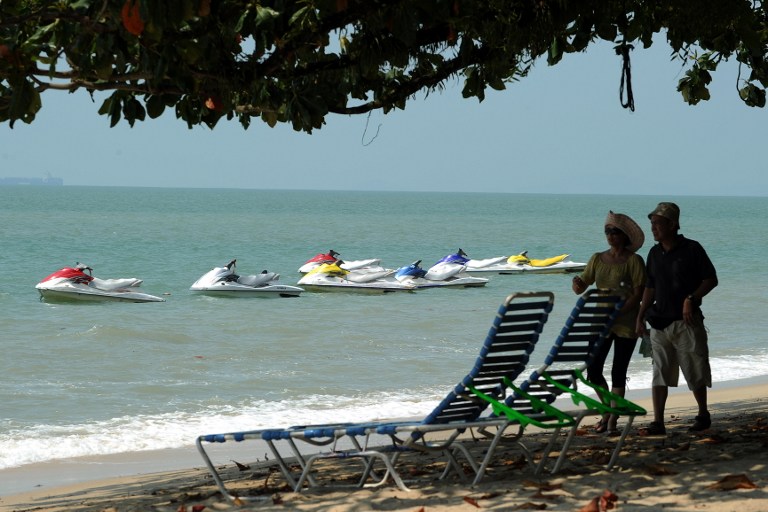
588, 334, 612, 390
588, 335, 614, 431
606, 335, 639, 430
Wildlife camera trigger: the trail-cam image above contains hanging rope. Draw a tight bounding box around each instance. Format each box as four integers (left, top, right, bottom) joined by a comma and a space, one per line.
617, 42, 635, 111
361, 111, 382, 146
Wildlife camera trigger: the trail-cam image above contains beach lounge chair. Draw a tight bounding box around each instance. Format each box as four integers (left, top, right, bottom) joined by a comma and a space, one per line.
369, 288, 628, 485
196, 291, 555, 500
470, 288, 644, 476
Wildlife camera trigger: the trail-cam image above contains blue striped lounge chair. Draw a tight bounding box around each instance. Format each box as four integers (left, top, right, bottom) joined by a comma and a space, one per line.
195, 291, 555, 501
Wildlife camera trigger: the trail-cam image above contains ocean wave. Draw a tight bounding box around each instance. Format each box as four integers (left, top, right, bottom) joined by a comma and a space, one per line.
626, 353, 768, 391
0, 391, 442, 470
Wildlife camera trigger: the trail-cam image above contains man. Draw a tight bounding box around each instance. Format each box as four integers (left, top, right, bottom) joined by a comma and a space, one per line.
636, 202, 718, 435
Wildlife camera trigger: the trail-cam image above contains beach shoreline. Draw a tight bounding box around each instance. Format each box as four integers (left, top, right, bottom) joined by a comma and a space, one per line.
2, 375, 768, 511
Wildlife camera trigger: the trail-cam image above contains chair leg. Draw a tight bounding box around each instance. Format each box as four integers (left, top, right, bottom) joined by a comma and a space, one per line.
451, 442, 480, 474
550, 411, 588, 474
266, 439, 307, 489
364, 451, 411, 491
358, 449, 393, 487
195, 437, 270, 503
533, 426, 564, 475
606, 416, 635, 470
441, 448, 469, 483
296, 450, 411, 492
437, 441, 479, 482
471, 422, 514, 486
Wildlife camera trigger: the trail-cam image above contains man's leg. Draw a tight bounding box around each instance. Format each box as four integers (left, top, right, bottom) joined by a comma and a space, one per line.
652, 385, 668, 424
647, 327, 674, 434
692, 386, 708, 415
689, 386, 711, 431
678, 316, 712, 431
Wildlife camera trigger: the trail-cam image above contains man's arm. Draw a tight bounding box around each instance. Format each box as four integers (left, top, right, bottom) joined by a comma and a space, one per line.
636, 287, 655, 336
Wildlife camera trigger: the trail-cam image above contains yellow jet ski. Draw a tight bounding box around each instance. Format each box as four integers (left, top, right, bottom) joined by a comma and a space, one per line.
507, 251, 571, 267
464, 251, 586, 275
297, 260, 414, 292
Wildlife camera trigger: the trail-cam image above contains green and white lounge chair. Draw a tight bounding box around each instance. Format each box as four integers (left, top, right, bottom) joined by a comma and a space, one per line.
470, 288, 644, 476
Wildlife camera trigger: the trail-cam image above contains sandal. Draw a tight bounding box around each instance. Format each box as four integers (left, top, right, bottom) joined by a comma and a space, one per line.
606, 428, 621, 437
593, 419, 608, 434
639, 421, 666, 436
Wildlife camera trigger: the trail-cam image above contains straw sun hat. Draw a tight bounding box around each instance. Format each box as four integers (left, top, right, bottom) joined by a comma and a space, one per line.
605, 211, 645, 253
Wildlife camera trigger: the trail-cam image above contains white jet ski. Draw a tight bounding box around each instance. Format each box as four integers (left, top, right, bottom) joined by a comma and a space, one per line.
394, 257, 489, 289
297, 260, 415, 293
36, 263, 166, 303
190, 259, 304, 297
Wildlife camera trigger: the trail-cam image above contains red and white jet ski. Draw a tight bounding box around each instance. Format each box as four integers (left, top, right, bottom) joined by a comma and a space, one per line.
298, 250, 384, 274
36, 263, 166, 303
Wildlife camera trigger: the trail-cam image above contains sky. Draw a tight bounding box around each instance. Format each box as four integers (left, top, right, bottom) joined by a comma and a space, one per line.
1, 38, 765, 196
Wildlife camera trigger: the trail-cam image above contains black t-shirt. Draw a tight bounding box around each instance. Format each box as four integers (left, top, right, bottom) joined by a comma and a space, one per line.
645, 235, 717, 329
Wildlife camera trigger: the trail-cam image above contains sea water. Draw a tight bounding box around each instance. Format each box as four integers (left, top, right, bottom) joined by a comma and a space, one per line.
1, 188, 766, 476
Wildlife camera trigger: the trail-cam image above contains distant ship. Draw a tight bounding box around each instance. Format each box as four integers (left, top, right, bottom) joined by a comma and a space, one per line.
0, 174, 63, 186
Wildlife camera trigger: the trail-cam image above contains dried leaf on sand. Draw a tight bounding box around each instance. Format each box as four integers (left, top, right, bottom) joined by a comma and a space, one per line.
707, 474, 758, 491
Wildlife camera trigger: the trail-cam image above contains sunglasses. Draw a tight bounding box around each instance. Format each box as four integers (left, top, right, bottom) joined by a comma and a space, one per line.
604, 227, 625, 236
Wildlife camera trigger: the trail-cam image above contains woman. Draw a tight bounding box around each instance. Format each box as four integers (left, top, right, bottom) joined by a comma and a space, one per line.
572, 211, 646, 435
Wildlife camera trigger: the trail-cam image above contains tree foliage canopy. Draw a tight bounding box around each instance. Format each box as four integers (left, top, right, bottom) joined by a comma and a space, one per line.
1, 1, 766, 132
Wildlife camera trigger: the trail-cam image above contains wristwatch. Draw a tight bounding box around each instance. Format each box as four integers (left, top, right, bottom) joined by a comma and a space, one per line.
686, 294, 699, 306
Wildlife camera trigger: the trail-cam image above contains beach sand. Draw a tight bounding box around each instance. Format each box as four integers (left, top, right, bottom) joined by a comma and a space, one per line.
2, 379, 767, 512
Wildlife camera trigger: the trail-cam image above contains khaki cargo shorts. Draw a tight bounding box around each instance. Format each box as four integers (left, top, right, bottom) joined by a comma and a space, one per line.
650, 315, 711, 390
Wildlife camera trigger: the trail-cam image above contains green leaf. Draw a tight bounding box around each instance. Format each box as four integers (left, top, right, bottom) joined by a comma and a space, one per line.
571, 30, 591, 52
254, 5, 279, 27
739, 83, 766, 107
753, 88, 766, 108
176, 40, 203, 63
98, 97, 113, 116
289, 6, 312, 27
548, 37, 563, 66
146, 95, 166, 118
93, 52, 114, 80
105, 93, 122, 127
488, 76, 506, 91
595, 22, 617, 42
69, 0, 94, 9
235, 9, 251, 33
20, 21, 58, 51
262, 110, 278, 127
7, 79, 41, 127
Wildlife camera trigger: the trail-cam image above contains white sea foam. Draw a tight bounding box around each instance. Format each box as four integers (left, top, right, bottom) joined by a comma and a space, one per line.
0, 392, 441, 470
3, 351, 767, 470
626, 352, 768, 391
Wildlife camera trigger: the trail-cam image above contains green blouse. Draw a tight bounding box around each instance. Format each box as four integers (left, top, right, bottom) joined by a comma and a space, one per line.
578, 252, 646, 338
